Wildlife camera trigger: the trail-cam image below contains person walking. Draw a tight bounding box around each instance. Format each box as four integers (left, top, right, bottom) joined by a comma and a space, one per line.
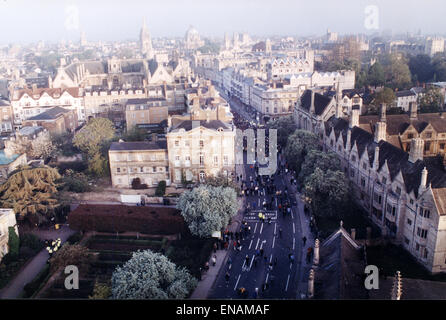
279, 228, 283, 238
245, 255, 250, 266
225, 272, 230, 284
212, 255, 217, 266
260, 248, 264, 256
302, 236, 307, 246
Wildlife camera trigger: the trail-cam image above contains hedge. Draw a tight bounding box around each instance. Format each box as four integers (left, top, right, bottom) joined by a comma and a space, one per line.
155, 180, 166, 197
68, 204, 186, 235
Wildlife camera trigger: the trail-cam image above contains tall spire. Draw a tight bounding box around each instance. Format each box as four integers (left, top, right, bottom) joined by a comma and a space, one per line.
140, 17, 154, 59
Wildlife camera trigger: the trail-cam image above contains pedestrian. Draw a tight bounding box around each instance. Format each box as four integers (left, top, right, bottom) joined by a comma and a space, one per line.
213, 242, 217, 253
274, 257, 278, 266
256, 249, 260, 257
225, 272, 230, 283
233, 240, 237, 250
212, 255, 217, 266
260, 248, 264, 256
254, 287, 259, 299
302, 236, 307, 246
279, 228, 283, 238
264, 255, 267, 263
205, 261, 209, 271
254, 256, 258, 268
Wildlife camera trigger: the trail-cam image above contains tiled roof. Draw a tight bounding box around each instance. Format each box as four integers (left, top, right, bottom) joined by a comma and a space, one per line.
170, 120, 232, 132
26, 106, 70, 121
300, 89, 333, 116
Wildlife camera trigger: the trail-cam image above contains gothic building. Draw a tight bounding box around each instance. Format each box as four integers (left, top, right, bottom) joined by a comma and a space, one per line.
140, 18, 154, 59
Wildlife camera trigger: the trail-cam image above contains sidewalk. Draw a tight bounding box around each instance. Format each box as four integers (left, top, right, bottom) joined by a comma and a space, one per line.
190, 160, 246, 299
0, 225, 76, 299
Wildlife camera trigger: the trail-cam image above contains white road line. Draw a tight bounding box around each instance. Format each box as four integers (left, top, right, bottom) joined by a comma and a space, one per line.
234, 274, 241, 291
272, 236, 276, 249
265, 273, 269, 284
242, 260, 246, 269
274, 223, 277, 235
258, 198, 260, 207
260, 240, 265, 250
255, 238, 260, 250
293, 223, 295, 234
291, 209, 294, 219
269, 254, 273, 263
290, 263, 293, 270
249, 254, 255, 269
275, 198, 278, 206
248, 239, 253, 250
285, 274, 290, 291
292, 237, 295, 250
259, 222, 264, 235
253, 223, 258, 233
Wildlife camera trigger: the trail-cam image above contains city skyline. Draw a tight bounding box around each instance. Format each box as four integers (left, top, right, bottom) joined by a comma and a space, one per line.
1, 0, 446, 44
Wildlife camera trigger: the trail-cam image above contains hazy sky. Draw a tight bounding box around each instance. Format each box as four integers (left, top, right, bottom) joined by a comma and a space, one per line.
1, 0, 445, 44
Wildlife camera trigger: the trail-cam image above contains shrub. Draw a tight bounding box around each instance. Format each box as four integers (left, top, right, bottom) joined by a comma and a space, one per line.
131, 178, 148, 190
155, 180, 166, 197
8, 227, 19, 258
20, 233, 44, 252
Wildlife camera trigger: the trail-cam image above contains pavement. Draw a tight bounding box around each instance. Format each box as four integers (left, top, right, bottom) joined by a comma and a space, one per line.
0, 225, 76, 299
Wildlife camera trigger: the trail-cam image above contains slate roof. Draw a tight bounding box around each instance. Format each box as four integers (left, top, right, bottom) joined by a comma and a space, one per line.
109, 140, 167, 151
26, 106, 71, 121
324, 116, 446, 199
170, 120, 232, 132
395, 90, 416, 98
300, 89, 333, 116
314, 227, 367, 299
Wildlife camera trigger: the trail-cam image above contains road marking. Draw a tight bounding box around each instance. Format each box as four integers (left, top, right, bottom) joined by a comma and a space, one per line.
274, 223, 277, 235
248, 239, 253, 250
234, 274, 241, 291
293, 237, 295, 250
259, 222, 264, 235
269, 254, 273, 263
265, 273, 269, 284
290, 263, 293, 269
260, 240, 266, 250
249, 254, 255, 269
255, 238, 260, 250
253, 222, 258, 233
258, 198, 260, 207
293, 223, 295, 234
272, 236, 275, 249
285, 274, 290, 291
291, 209, 294, 219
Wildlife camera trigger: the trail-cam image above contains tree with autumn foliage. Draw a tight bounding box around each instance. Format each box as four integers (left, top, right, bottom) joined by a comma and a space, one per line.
0, 166, 61, 225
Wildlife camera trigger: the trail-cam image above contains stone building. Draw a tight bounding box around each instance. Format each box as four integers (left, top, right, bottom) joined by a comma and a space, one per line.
0, 209, 18, 262
322, 106, 446, 273
22, 106, 78, 134
108, 140, 169, 188
125, 98, 169, 129
0, 99, 13, 133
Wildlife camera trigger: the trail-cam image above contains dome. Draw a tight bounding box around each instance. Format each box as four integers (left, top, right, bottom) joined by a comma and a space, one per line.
186, 25, 199, 39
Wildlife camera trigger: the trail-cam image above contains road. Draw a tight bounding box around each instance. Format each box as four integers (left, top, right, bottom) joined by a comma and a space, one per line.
208, 95, 308, 299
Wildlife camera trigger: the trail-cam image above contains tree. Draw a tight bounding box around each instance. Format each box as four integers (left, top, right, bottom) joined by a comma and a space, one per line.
177, 185, 238, 238
284, 130, 319, 175
87, 152, 109, 177
418, 87, 444, 113
367, 61, 385, 87
432, 54, 446, 81
373, 87, 396, 106
204, 171, 240, 192
298, 150, 341, 185
61, 170, 91, 193
8, 227, 19, 258
303, 168, 350, 219
381, 54, 412, 89
122, 126, 146, 142
155, 180, 166, 197
89, 281, 111, 299
266, 115, 297, 147
73, 118, 115, 156
5, 131, 55, 160
111, 250, 197, 299
409, 54, 434, 83
49, 243, 95, 274
0, 167, 61, 225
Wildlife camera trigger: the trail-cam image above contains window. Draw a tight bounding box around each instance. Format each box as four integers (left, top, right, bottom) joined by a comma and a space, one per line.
361, 177, 366, 187
185, 140, 190, 147
140, 167, 144, 173
223, 155, 229, 166
404, 237, 410, 245
350, 170, 355, 178
199, 140, 204, 148
417, 227, 428, 239
374, 193, 382, 204
421, 208, 431, 219
117, 168, 121, 173
351, 155, 356, 162
407, 218, 412, 225
426, 132, 432, 138
199, 155, 204, 166
396, 187, 401, 195
415, 243, 420, 251
175, 140, 179, 147
382, 177, 387, 184
407, 133, 413, 139
213, 155, 218, 166
410, 198, 414, 205
362, 162, 367, 170
175, 155, 180, 161
152, 167, 157, 173
423, 248, 428, 259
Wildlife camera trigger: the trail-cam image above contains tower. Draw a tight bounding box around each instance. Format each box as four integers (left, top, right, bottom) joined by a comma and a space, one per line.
140, 17, 154, 59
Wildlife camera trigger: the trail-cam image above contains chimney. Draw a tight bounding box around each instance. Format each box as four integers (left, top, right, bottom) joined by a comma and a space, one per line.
167, 115, 172, 128
380, 103, 386, 122
419, 166, 428, 194
408, 138, 424, 163
346, 129, 351, 151
313, 239, 320, 266
308, 269, 315, 299
409, 101, 418, 121
310, 90, 315, 114
374, 121, 387, 143
373, 146, 380, 171
349, 107, 359, 128
350, 228, 356, 240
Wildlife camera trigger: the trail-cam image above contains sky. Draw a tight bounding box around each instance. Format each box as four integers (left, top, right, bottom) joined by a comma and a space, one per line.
1, 0, 446, 44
